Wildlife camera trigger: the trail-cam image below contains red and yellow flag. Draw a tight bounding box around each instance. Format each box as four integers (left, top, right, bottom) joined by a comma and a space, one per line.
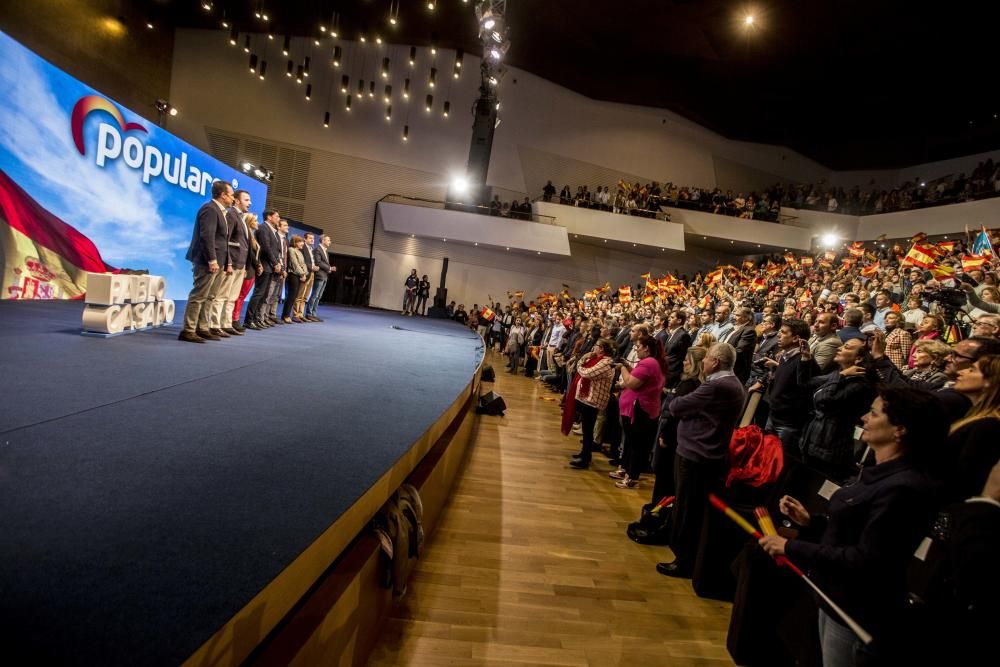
848, 242, 865, 258
480, 306, 496, 321
706, 268, 724, 285
860, 263, 879, 278
750, 276, 767, 291
901, 243, 941, 269
929, 264, 955, 282
800, 256, 814, 268
961, 255, 988, 272
1, 169, 114, 300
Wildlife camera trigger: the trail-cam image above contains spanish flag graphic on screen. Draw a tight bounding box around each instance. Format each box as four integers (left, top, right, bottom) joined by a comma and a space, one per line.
0, 168, 112, 299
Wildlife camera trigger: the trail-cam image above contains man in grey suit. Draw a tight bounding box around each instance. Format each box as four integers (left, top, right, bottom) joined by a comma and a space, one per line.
809, 311, 842, 372
658, 342, 746, 577
266, 219, 289, 323
212, 189, 252, 336
306, 234, 334, 322
179, 180, 234, 343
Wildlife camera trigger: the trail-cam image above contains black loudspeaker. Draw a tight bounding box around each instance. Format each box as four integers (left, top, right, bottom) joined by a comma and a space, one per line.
428, 257, 450, 318
481, 365, 496, 382
476, 391, 506, 416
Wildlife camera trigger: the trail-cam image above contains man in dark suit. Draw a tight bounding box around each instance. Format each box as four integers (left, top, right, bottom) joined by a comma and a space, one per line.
663, 310, 692, 388
213, 189, 252, 336
724, 306, 759, 384
658, 342, 746, 577
306, 234, 334, 322
179, 180, 234, 343
245, 209, 282, 330
265, 219, 289, 323
294, 231, 316, 321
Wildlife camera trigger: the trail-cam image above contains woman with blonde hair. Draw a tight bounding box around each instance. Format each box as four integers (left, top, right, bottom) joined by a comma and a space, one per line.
947, 355, 1000, 500
695, 332, 716, 349
231, 213, 260, 331
903, 338, 952, 389
281, 235, 308, 323
651, 346, 707, 502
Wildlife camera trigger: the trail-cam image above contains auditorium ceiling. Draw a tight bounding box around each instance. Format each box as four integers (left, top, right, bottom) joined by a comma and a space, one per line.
169, 0, 999, 170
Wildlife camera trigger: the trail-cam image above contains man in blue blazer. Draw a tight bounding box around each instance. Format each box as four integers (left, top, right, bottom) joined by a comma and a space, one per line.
245, 209, 282, 329
179, 180, 234, 343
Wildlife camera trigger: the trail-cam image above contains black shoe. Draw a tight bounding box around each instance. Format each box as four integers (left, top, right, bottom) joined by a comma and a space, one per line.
222, 327, 244, 336
245, 322, 261, 330
210, 328, 231, 338
569, 459, 590, 469
197, 329, 221, 341
177, 331, 206, 343
311, 316, 324, 322
232, 321, 246, 333
655, 562, 692, 578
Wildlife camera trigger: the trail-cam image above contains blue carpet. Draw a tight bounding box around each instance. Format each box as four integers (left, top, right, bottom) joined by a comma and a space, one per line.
0, 301, 483, 665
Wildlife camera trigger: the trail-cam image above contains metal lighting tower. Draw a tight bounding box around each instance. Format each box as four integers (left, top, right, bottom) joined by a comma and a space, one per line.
466, 1, 508, 206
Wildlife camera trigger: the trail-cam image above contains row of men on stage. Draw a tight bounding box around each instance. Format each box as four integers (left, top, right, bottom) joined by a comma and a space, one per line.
179, 181, 334, 343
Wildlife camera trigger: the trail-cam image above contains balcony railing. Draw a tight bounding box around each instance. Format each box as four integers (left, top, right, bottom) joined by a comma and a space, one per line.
381, 194, 557, 225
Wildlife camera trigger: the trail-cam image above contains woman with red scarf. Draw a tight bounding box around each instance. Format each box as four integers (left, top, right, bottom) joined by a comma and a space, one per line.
566, 339, 617, 469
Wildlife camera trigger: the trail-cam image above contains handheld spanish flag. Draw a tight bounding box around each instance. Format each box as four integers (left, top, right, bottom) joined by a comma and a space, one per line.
480, 306, 496, 321
708, 494, 874, 645
750, 276, 767, 292
800, 256, 814, 268
706, 268, 724, 286
901, 242, 942, 269
929, 263, 955, 282
640, 271, 652, 281
910, 231, 928, 245
860, 263, 879, 279
962, 254, 988, 272
848, 242, 865, 258
514, 290, 524, 300
642, 294, 654, 304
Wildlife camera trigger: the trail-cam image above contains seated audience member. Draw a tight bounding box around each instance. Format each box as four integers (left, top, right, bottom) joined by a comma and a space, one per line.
838, 308, 867, 343
945, 354, 1000, 501
904, 339, 952, 389
798, 338, 876, 482
651, 346, 706, 502
568, 339, 617, 469
970, 312, 1000, 339
759, 387, 946, 667
658, 342, 745, 578
610, 334, 667, 488
882, 311, 913, 370
902, 295, 927, 328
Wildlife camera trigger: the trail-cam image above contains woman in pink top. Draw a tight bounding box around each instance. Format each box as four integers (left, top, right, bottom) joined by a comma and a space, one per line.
611, 333, 668, 488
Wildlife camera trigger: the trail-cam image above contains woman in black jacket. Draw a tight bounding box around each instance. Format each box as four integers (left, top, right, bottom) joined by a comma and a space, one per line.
759, 387, 945, 667
651, 346, 705, 503
797, 338, 876, 482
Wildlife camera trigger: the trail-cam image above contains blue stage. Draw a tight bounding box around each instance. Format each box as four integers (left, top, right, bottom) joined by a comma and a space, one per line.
0, 301, 483, 665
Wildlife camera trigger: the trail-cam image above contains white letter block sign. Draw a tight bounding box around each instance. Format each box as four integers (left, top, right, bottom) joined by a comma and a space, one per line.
82, 304, 134, 335
129, 275, 150, 304
148, 276, 166, 301
85, 273, 131, 306
155, 300, 175, 326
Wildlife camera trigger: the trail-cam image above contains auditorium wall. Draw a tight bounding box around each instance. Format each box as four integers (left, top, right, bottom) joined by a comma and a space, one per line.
0, 1, 173, 127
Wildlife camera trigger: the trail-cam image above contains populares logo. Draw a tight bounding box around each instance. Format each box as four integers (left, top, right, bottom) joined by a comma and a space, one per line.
70, 95, 232, 197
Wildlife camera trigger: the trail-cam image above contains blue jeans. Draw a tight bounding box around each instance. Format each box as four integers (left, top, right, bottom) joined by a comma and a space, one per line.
306, 276, 327, 317
818, 610, 862, 667
766, 415, 802, 460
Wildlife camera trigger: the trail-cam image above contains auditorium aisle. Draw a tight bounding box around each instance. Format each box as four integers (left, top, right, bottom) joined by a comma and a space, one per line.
367, 352, 734, 666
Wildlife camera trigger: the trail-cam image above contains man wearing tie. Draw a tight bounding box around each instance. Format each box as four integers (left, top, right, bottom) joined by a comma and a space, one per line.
245, 209, 282, 330
213, 189, 252, 336
179, 180, 233, 343
306, 234, 334, 322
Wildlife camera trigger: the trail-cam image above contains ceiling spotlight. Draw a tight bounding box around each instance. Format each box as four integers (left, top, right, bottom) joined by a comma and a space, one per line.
821, 233, 839, 248
267, 33, 273, 40
262, 12, 269, 22
443, 100, 450, 117
341, 75, 349, 93
305, 83, 312, 100
403, 125, 409, 141
409, 46, 416, 65
455, 49, 463, 68
314, 37, 321, 46
369, 81, 375, 97
389, 16, 397, 26
358, 78, 365, 95
427, 1, 435, 10
229, 26, 239, 45
346, 94, 352, 111
429, 67, 437, 87
248, 53, 258, 73
431, 45, 437, 55
221, 20, 229, 28
360, 34, 367, 43
386, 105, 392, 120
169, 107, 178, 117
376, 36, 384, 45
384, 84, 392, 102
403, 78, 410, 98
745, 15, 755, 25
282, 35, 290, 56
425, 94, 433, 111
146, 21, 155, 30
303, 56, 311, 77
381, 57, 390, 78
453, 70, 460, 79
258, 60, 267, 79
296, 65, 304, 83
202, 1, 212, 10
451, 174, 469, 194
333, 46, 342, 66
244, 35, 251, 53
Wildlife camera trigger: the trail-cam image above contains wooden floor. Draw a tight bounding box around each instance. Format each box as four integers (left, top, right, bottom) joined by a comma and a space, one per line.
368, 352, 735, 667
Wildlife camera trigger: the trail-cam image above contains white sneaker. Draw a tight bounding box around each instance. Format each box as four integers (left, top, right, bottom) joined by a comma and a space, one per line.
608, 467, 627, 480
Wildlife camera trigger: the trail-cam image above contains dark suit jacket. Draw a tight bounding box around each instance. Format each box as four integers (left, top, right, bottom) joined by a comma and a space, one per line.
186, 201, 229, 267
256, 223, 282, 274
301, 239, 314, 272
726, 323, 758, 383
664, 327, 692, 386
313, 245, 331, 279
226, 208, 250, 271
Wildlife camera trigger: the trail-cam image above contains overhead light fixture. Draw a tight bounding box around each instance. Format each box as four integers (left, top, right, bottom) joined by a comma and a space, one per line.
249, 53, 258, 73
286, 59, 294, 76
386, 105, 392, 120
346, 94, 352, 111
341, 75, 350, 93
745, 15, 755, 26
455, 49, 463, 68
368, 81, 375, 97
229, 26, 239, 45
381, 57, 390, 78
323, 111, 330, 127
403, 78, 410, 98
375, 36, 383, 45
258, 60, 267, 79
332, 46, 342, 67
427, 1, 435, 10
430, 45, 437, 55
296, 65, 304, 83
403, 125, 409, 141
282, 35, 290, 56
360, 34, 367, 43
443, 101, 450, 117
425, 94, 433, 112
202, 1, 213, 10
303, 56, 310, 77
451, 174, 470, 194
357, 78, 365, 95
384, 84, 392, 102
244, 35, 251, 53
305, 83, 312, 100
409, 46, 416, 65
146, 21, 155, 30
429, 67, 437, 87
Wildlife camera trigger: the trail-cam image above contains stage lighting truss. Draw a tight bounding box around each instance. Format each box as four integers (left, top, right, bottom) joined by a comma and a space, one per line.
240, 161, 274, 182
